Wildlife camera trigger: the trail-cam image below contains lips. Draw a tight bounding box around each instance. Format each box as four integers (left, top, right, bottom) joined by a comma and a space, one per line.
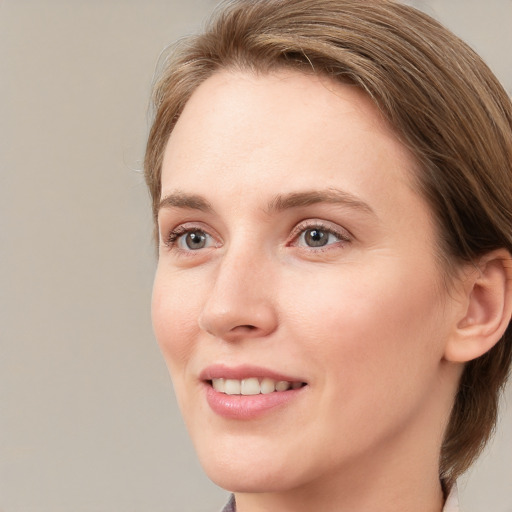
200, 364, 308, 419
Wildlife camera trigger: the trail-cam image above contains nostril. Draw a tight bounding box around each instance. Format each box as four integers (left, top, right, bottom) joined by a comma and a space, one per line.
231, 324, 257, 333
199, 300, 278, 339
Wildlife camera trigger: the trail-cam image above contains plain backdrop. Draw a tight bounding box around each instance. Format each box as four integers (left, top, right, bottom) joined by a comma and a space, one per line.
1, 1, 511, 511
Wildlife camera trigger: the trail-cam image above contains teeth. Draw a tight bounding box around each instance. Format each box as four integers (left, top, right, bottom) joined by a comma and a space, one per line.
211, 377, 303, 395
224, 379, 241, 395
275, 380, 291, 392
241, 378, 260, 395
260, 377, 276, 394
211, 378, 225, 393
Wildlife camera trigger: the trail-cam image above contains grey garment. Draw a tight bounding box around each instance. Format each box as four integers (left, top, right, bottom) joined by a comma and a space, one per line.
220, 485, 460, 511
220, 494, 236, 512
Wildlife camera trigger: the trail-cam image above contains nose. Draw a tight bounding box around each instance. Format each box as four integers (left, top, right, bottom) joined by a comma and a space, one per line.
198, 247, 278, 342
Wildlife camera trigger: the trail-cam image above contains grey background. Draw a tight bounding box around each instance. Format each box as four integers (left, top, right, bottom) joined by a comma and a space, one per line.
1, 1, 511, 511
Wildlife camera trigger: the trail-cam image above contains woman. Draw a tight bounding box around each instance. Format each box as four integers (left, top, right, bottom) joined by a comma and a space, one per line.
144, 1, 512, 510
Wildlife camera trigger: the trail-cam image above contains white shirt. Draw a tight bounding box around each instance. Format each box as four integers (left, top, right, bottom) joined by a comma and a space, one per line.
443, 484, 460, 512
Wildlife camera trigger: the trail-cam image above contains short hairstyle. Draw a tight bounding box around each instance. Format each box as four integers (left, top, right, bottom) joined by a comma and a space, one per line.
144, 0, 512, 489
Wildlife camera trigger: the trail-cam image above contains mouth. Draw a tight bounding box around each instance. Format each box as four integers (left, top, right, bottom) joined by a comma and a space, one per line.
208, 377, 307, 395
200, 365, 308, 419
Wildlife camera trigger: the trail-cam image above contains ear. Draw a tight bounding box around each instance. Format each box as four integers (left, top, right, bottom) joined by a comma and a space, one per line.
444, 249, 512, 363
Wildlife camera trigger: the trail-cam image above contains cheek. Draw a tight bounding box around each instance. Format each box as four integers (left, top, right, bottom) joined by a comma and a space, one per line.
287, 268, 448, 445
151, 269, 201, 375
287, 262, 446, 386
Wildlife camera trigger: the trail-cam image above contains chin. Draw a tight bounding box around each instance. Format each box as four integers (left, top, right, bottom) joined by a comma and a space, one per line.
197, 446, 305, 493
206, 467, 298, 494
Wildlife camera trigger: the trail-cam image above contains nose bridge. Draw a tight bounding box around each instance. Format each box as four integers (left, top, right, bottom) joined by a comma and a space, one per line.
198, 239, 277, 340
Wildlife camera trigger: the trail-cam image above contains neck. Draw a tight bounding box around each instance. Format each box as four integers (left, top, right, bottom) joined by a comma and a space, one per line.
234, 451, 445, 512
232, 361, 461, 512
233, 377, 455, 512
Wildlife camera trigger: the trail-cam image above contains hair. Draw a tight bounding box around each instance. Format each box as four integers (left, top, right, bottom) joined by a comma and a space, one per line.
144, 0, 512, 490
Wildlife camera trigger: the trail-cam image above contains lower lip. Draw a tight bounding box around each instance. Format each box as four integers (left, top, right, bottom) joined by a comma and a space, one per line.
204, 383, 306, 420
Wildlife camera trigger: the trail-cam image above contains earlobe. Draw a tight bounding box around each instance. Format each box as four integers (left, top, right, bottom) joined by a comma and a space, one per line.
444, 250, 512, 363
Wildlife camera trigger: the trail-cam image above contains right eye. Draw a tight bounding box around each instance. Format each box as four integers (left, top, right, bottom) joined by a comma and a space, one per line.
297, 227, 342, 248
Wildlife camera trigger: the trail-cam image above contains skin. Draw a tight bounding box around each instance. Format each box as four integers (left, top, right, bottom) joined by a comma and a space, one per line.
152, 69, 468, 512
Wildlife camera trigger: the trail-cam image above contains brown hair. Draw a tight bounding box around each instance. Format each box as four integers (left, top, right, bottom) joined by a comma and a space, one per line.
144, 0, 512, 489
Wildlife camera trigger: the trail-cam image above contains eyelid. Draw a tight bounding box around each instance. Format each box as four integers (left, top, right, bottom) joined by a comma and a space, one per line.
288, 219, 352, 248
159, 218, 352, 254
160, 221, 222, 251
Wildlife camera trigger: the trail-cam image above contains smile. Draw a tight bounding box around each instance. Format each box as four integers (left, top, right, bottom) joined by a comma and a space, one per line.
201, 365, 308, 419
210, 377, 306, 395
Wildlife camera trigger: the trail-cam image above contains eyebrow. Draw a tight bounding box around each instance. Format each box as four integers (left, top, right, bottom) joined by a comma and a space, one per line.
267, 188, 375, 216
158, 192, 213, 213
158, 188, 375, 216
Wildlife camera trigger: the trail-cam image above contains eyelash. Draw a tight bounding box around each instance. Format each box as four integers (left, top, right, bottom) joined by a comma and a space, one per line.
164, 224, 216, 250
166, 225, 191, 245
162, 220, 351, 254
289, 221, 351, 250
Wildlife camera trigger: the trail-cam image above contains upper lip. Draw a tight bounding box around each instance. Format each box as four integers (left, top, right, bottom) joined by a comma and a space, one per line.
199, 364, 306, 383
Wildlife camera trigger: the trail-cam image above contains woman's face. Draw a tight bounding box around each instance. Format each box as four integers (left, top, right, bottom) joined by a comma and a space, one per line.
153, 70, 460, 493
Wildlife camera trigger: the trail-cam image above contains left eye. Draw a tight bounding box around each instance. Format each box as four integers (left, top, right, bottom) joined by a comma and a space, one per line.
174, 229, 215, 250
297, 227, 342, 248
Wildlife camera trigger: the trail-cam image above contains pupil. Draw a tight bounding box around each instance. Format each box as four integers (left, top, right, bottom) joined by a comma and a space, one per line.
186, 231, 206, 249
305, 229, 328, 247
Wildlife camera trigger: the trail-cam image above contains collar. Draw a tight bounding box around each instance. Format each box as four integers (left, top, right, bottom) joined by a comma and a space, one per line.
221, 484, 460, 512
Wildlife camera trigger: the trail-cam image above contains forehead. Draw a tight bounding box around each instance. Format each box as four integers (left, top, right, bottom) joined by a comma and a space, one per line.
161, 69, 420, 216
164, 70, 398, 162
